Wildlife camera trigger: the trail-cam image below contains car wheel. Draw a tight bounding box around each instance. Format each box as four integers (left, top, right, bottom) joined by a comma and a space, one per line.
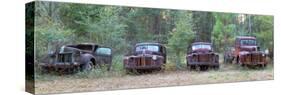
213, 65, 219, 70
190, 65, 196, 70
259, 64, 267, 69
82, 61, 93, 71
125, 68, 132, 74
263, 64, 267, 68
200, 65, 208, 71
156, 67, 162, 72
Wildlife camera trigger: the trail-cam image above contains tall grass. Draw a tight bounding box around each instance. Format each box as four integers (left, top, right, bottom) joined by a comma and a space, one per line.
35, 53, 274, 81
35, 55, 127, 81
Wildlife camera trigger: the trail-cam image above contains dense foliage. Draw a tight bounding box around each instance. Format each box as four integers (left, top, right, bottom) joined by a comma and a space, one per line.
33, 1, 274, 66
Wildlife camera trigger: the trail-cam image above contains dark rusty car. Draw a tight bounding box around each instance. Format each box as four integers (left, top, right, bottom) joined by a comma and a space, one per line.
123, 43, 166, 73
186, 42, 219, 70
224, 36, 267, 68
40, 43, 112, 74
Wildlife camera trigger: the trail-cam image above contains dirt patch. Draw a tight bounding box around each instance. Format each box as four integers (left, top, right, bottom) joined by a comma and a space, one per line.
35, 64, 273, 94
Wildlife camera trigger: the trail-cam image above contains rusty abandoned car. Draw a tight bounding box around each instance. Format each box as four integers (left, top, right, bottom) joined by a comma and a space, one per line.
186, 42, 219, 70
224, 36, 268, 68
123, 43, 166, 73
39, 43, 112, 74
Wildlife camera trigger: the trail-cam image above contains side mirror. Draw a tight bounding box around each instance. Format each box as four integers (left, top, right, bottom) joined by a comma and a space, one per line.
257, 46, 260, 51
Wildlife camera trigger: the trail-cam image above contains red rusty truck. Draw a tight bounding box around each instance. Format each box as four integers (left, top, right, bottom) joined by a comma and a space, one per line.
224, 36, 268, 68
186, 42, 219, 70
123, 43, 166, 73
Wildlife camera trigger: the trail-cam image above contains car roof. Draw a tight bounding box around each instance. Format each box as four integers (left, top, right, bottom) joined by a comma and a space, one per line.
64, 43, 111, 50
236, 36, 256, 39
64, 43, 98, 47
192, 42, 212, 45
135, 42, 164, 46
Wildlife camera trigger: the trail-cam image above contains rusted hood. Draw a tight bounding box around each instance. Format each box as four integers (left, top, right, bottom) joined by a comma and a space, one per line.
239, 50, 265, 56
127, 54, 157, 58
240, 46, 257, 52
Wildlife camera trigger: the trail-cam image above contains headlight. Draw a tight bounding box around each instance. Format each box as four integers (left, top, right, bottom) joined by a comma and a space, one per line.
123, 57, 129, 60
152, 55, 157, 60
262, 54, 265, 56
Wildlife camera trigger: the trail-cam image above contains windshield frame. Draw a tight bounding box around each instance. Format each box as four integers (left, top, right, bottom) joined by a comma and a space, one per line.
192, 44, 212, 51
240, 39, 257, 46
135, 45, 160, 52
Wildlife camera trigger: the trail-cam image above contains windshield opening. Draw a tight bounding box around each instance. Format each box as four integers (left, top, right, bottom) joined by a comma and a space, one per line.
135, 45, 160, 52
192, 44, 211, 51
240, 39, 256, 46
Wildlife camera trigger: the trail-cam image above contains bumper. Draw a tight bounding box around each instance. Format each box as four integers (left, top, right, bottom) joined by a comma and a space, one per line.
188, 61, 219, 66
39, 62, 80, 69
242, 62, 267, 65
124, 62, 163, 69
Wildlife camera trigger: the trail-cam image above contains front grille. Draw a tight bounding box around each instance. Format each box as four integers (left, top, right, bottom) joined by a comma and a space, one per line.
245, 55, 251, 62
135, 57, 152, 66
243, 53, 265, 63
251, 54, 262, 62
57, 53, 73, 63
198, 54, 211, 62
135, 58, 140, 66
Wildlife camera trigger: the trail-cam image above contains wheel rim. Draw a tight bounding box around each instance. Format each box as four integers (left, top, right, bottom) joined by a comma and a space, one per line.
85, 61, 93, 71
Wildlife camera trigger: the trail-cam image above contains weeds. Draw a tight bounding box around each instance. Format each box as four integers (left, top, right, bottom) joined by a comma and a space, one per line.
34, 54, 274, 82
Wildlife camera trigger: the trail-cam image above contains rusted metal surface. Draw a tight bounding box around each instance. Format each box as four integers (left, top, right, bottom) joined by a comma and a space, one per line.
40, 43, 112, 74
224, 36, 268, 67
123, 43, 166, 72
186, 42, 219, 70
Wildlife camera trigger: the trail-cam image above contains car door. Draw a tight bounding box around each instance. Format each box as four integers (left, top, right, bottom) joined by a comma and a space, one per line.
93, 47, 112, 65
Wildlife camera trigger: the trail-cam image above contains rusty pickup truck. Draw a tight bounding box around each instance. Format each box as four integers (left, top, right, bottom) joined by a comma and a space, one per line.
224, 36, 267, 68
186, 42, 219, 70
123, 43, 166, 73
40, 43, 112, 74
